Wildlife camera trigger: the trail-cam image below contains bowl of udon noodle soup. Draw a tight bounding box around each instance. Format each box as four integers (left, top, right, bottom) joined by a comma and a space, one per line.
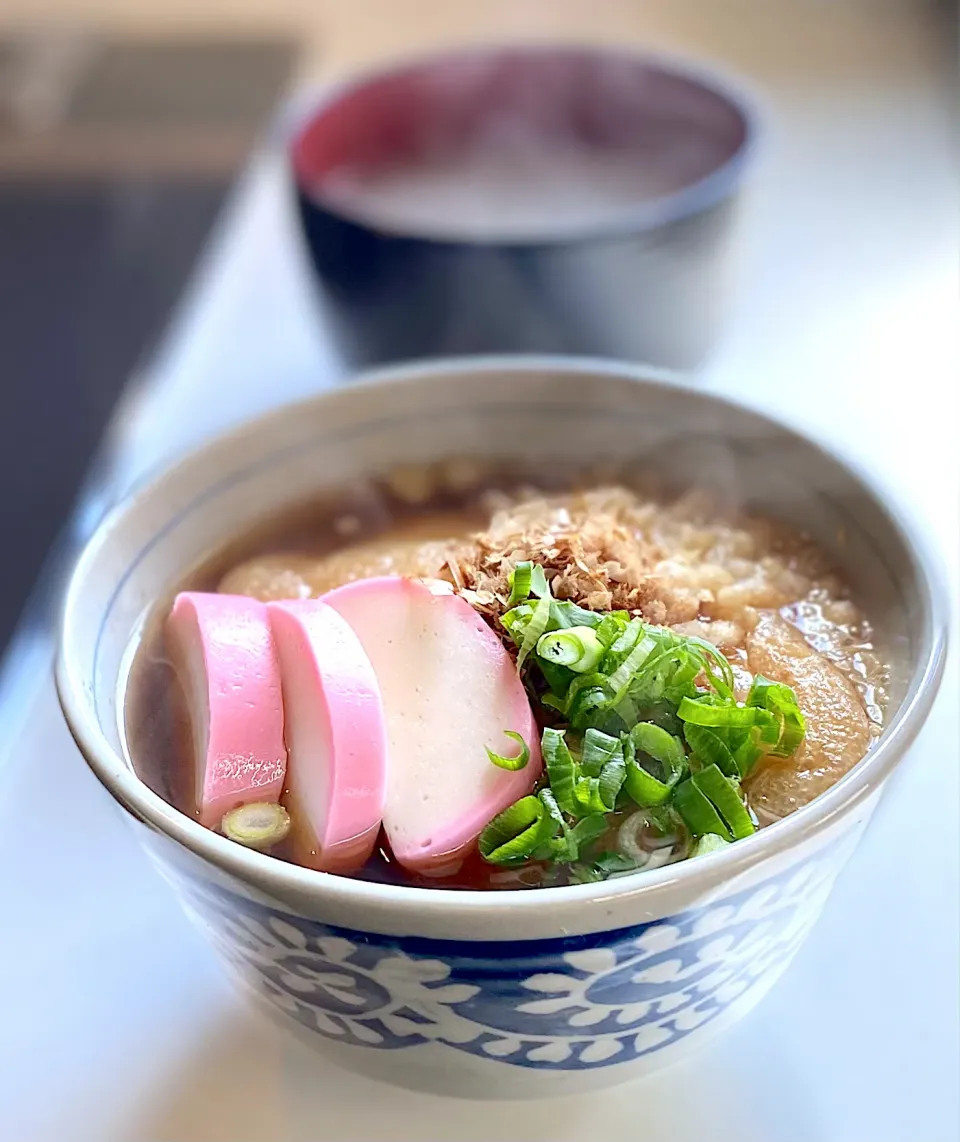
57, 360, 946, 1098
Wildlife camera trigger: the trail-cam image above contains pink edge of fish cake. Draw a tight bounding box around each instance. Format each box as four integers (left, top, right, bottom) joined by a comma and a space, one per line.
322, 576, 542, 876
166, 592, 287, 830
267, 600, 387, 874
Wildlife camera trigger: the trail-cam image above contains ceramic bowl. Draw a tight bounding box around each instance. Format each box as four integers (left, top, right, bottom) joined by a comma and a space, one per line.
56, 359, 946, 1099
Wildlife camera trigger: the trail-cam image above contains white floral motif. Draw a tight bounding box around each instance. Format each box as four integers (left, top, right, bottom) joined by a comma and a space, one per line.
505, 860, 835, 1066
193, 906, 485, 1048
180, 857, 839, 1070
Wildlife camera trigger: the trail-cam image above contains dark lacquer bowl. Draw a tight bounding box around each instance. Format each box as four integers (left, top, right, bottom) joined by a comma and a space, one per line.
289, 45, 758, 371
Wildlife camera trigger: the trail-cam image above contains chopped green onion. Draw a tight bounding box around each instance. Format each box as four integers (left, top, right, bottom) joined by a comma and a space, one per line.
569, 730, 628, 812
598, 755, 627, 807
755, 708, 783, 746
574, 754, 626, 815
573, 776, 608, 815
748, 674, 807, 756
604, 628, 659, 707
540, 690, 569, 715
672, 779, 732, 841
500, 601, 532, 638
537, 626, 604, 673
533, 788, 575, 861
220, 802, 291, 850
485, 730, 530, 771
608, 618, 645, 660
506, 561, 533, 604
684, 635, 735, 699
549, 600, 605, 629
568, 814, 609, 856
505, 591, 747, 740
733, 737, 764, 779
634, 700, 684, 737
623, 761, 673, 807
561, 669, 609, 721
693, 833, 731, 858
617, 805, 689, 865
516, 590, 552, 670
480, 579, 797, 878
541, 727, 578, 815
613, 693, 639, 729
628, 646, 684, 704
630, 723, 687, 782
580, 728, 622, 776
683, 722, 740, 777
677, 696, 766, 729
691, 764, 756, 840
538, 662, 573, 699
529, 564, 550, 598
568, 682, 613, 728
622, 723, 686, 807
541, 808, 607, 863
479, 795, 556, 865
537, 787, 566, 833
526, 787, 568, 863
595, 612, 629, 646
562, 623, 735, 729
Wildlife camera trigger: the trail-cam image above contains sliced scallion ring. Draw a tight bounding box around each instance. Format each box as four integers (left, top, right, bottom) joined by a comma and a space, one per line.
536, 626, 604, 673
623, 723, 686, 807
220, 802, 291, 850
630, 723, 686, 780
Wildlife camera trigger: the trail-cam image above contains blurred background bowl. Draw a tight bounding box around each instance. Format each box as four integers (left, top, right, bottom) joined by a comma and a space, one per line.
290, 44, 757, 372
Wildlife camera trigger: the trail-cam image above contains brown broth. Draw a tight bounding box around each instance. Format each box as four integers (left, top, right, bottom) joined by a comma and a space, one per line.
123, 464, 888, 890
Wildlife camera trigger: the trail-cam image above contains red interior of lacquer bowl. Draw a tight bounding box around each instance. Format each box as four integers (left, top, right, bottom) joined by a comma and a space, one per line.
291, 48, 750, 216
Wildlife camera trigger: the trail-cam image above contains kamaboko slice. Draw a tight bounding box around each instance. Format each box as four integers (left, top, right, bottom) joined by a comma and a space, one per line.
167, 593, 286, 830
268, 599, 386, 873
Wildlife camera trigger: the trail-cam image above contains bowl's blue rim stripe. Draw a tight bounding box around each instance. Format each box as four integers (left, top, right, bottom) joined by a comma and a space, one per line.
182, 845, 826, 956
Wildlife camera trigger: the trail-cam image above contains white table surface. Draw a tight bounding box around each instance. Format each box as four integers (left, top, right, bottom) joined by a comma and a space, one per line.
1, 7, 957, 1141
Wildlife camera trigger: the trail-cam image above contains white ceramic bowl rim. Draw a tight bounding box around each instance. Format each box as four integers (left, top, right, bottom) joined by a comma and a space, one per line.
56, 357, 948, 930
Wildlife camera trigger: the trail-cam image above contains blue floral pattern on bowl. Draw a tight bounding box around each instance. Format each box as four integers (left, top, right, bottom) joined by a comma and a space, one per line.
180, 857, 834, 1071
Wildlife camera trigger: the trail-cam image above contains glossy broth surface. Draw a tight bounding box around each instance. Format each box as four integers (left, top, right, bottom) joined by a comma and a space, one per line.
125, 462, 888, 889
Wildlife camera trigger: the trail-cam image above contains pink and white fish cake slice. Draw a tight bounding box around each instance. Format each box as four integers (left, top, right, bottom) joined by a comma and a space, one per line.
167, 593, 287, 829
323, 576, 541, 875
267, 599, 387, 873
